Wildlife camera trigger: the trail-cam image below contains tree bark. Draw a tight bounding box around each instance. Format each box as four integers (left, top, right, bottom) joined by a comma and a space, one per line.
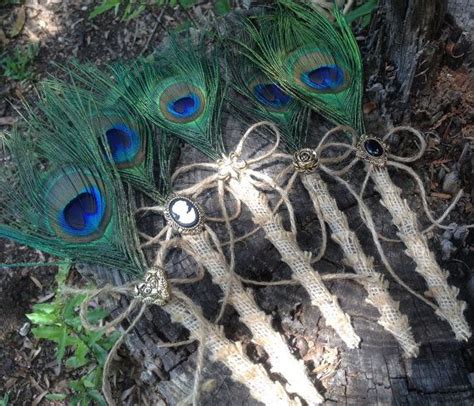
366, 0, 448, 124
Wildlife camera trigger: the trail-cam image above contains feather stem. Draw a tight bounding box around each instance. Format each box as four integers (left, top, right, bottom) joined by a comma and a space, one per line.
301, 171, 419, 357
226, 172, 360, 348
153, 268, 300, 405
183, 230, 324, 404
370, 167, 471, 341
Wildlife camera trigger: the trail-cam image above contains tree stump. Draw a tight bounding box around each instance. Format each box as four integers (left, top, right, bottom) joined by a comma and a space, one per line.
74, 1, 474, 404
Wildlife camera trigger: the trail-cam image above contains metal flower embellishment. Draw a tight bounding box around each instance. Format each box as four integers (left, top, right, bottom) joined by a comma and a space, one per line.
135, 267, 171, 305
356, 135, 389, 167
293, 148, 319, 173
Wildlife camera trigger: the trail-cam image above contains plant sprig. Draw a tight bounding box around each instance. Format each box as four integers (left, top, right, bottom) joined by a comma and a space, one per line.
26, 262, 120, 405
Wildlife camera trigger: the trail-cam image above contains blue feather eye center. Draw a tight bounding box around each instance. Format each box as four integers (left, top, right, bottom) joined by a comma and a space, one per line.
63, 192, 98, 230
158, 81, 205, 124
286, 48, 349, 94
167, 94, 200, 118
45, 168, 111, 242
104, 123, 141, 166
253, 84, 291, 109
59, 186, 106, 236
302, 65, 345, 91
168, 94, 199, 116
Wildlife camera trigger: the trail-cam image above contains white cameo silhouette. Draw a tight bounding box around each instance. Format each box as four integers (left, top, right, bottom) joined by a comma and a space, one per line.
169, 199, 199, 227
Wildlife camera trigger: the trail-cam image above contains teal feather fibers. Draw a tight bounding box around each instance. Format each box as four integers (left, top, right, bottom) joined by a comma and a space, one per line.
235, 1, 365, 134
228, 58, 311, 153
0, 129, 146, 276
118, 38, 226, 160
27, 76, 179, 203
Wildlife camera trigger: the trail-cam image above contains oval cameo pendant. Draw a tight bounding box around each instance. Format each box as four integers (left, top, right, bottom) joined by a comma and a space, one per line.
164, 196, 204, 234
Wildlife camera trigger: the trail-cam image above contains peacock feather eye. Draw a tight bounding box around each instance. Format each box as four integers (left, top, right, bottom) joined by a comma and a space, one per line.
94, 115, 146, 169
44, 167, 112, 242
285, 47, 349, 94
301, 64, 345, 91
250, 78, 292, 112
155, 78, 206, 124
104, 123, 143, 168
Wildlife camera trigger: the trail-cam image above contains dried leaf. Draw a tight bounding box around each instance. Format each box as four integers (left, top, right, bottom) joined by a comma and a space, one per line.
9, 6, 26, 38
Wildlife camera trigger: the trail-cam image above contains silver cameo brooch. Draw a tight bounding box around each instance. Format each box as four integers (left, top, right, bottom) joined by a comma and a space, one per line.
164, 195, 204, 234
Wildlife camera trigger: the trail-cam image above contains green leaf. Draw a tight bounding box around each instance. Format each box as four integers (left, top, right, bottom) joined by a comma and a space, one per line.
89, 0, 121, 19
82, 378, 95, 389
27, 312, 56, 325
55, 260, 72, 287
63, 294, 86, 327
75, 340, 90, 364
0, 391, 10, 406
45, 393, 67, 401
82, 330, 104, 346
31, 326, 63, 341
66, 338, 89, 369
56, 326, 68, 363
86, 308, 109, 324
91, 343, 108, 366
123, 4, 146, 20
215, 0, 231, 14
87, 389, 107, 406
32, 303, 56, 314
69, 380, 83, 392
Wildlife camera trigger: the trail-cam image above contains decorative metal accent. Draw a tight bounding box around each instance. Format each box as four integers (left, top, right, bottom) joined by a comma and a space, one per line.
135, 267, 170, 305
164, 195, 205, 235
356, 135, 388, 167
293, 148, 319, 173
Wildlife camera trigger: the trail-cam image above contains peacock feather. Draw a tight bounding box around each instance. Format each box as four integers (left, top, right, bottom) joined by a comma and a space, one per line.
0, 128, 147, 276
228, 57, 311, 153
93, 37, 226, 160
235, 1, 364, 134
26, 74, 180, 203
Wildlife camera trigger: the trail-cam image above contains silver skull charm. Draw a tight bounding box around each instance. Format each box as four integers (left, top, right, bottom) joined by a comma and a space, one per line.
135, 267, 170, 305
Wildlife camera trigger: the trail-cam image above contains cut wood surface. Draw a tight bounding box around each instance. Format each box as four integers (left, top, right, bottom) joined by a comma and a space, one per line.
79, 120, 474, 405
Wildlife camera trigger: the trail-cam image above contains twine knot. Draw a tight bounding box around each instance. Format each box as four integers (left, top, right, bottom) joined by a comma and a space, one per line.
217, 152, 248, 180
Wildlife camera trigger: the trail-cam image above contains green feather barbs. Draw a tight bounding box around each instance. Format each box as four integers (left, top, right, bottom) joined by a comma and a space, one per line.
236, 2, 364, 133
117, 38, 225, 159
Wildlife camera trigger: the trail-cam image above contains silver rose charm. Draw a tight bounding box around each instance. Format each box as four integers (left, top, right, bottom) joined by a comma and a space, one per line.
356, 135, 389, 167
135, 267, 170, 305
293, 148, 319, 173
